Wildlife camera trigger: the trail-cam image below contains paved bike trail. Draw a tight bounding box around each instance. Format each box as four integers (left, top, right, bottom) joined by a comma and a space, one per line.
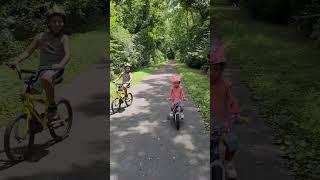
0, 61, 108, 180
110, 63, 210, 180
224, 62, 295, 180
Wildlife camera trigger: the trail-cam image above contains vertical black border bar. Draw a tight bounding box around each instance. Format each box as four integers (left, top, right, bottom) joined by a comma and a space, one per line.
209, 0, 214, 179
105, 0, 111, 179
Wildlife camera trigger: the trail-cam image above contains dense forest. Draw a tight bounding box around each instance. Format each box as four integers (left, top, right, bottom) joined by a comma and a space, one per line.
0, 0, 105, 63
110, 0, 210, 78
242, 0, 320, 43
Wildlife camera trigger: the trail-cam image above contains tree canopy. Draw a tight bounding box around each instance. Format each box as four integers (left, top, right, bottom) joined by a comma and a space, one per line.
110, 0, 210, 78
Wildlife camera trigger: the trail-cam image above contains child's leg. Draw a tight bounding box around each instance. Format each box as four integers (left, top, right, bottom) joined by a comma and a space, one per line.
222, 129, 238, 161
180, 101, 184, 112
123, 84, 128, 97
222, 129, 238, 178
223, 141, 236, 161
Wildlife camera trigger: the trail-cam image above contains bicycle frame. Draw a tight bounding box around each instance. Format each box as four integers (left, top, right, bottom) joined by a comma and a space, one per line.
172, 103, 180, 114
18, 92, 49, 138
115, 84, 129, 100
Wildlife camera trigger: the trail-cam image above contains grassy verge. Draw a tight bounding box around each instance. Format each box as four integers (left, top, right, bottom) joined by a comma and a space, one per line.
110, 60, 168, 100
176, 63, 210, 129
215, 7, 320, 179
0, 27, 106, 127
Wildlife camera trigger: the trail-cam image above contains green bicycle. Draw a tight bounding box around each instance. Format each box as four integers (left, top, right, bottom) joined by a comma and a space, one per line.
111, 83, 133, 113
4, 63, 72, 162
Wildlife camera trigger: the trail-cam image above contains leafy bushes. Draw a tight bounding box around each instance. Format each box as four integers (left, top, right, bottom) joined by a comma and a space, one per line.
110, 0, 169, 76
245, 0, 292, 23
0, 0, 104, 63
169, 2, 210, 73
243, 0, 320, 43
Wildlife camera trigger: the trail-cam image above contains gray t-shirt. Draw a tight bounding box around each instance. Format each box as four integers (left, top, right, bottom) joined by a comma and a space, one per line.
122, 72, 131, 83
39, 32, 65, 68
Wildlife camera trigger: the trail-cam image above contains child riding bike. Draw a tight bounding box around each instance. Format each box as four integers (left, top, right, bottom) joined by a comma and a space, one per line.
210, 35, 241, 179
8, 4, 71, 121
113, 63, 132, 98
167, 75, 188, 119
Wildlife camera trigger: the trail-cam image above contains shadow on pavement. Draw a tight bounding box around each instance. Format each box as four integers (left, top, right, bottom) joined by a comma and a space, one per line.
74, 92, 106, 118
5, 160, 108, 180
0, 138, 64, 172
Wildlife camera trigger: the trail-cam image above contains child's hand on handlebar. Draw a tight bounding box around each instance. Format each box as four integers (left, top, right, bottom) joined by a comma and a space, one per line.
5, 62, 17, 69
52, 64, 63, 70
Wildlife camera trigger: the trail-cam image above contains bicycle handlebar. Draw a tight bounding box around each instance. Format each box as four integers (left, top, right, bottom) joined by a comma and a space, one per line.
5, 63, 61, 84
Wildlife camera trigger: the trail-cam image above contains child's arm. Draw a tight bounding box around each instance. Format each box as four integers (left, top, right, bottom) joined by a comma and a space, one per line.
59, 35, 71, 68
181, 88, 187, 101
12, 34, 39, 65
225, 81, 241, 120
113, 72, 124, 82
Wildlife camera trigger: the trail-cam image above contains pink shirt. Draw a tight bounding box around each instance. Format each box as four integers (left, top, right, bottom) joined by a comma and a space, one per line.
168, 86, 185, 103
211, 78, 240, 126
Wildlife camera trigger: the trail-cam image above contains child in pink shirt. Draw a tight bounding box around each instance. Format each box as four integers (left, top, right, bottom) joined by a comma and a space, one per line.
210, 36, 240, 179
168, 75, 187, 119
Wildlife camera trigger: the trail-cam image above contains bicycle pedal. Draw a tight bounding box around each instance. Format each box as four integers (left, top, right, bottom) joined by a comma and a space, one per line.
50, 119, 65, 128
52, 123, 64, 129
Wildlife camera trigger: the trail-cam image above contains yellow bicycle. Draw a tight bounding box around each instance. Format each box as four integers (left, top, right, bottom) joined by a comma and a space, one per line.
111, 83, 133, 113
3, 63, 72, 162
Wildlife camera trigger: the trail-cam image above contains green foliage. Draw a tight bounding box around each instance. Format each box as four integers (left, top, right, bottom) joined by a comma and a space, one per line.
0, 0, 104, 63
169, 1, 210, 71
242, 0, 320, 43
110, 0, 170, 77
110, 0, 210, 76
246, 0, 292, 23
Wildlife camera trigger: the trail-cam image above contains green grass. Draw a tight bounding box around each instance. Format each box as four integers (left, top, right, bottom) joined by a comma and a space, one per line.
215, 7, 320, 179
110, 61, 168, 100
0, 27, 106, 127
176, 63, 210, 129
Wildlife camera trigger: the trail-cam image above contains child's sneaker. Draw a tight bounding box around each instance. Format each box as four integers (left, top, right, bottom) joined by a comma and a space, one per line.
224, 160, 237, 179
180, 113, 184, 119
169, 112, 173, 119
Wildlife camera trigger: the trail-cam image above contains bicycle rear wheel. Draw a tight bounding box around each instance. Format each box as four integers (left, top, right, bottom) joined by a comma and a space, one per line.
125, 93, 133, 106
111, 98, 121, 113
49, 98, 72, 141
4, 114, 35, 162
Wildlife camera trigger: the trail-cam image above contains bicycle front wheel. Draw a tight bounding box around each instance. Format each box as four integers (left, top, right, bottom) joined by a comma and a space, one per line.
111, 98, 121, 113
49, 98, 73, 141
175, 114, 180, 130
125, 93, 133, 106
4, 114, 35, 162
